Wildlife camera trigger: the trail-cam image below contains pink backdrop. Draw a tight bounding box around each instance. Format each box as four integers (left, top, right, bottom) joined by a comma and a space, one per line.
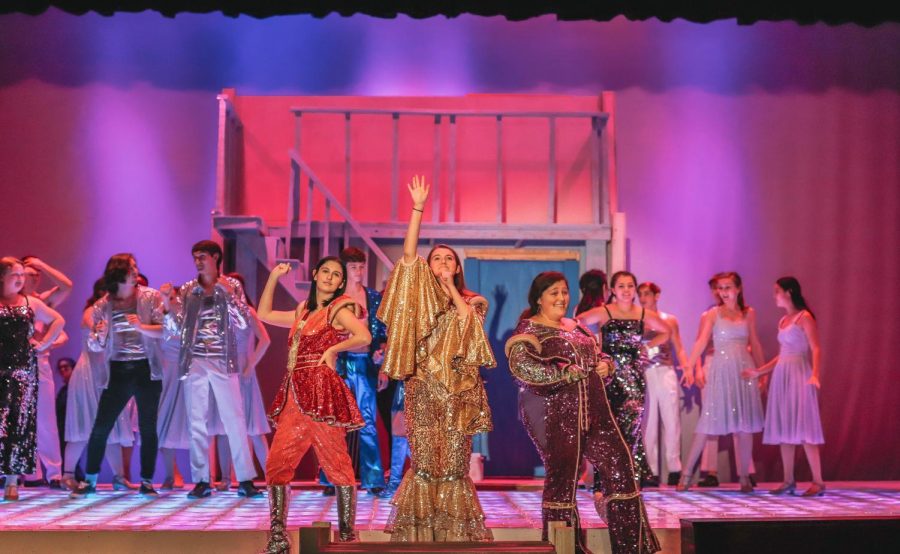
1, 10, 898, 480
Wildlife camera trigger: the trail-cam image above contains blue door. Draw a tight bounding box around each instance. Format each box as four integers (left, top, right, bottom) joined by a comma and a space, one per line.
463, 258, 580, 477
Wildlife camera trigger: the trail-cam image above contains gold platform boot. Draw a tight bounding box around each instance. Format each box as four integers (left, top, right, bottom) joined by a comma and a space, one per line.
260, 485, 291, 554
336, 485, 358, 542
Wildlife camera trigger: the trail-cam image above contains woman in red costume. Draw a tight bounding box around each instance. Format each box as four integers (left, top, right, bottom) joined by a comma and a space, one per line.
257, 257, 372, 553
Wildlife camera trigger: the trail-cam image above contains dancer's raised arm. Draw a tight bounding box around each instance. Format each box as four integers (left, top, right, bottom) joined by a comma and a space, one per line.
402, 175, 429, 264
258, 263, 297, 328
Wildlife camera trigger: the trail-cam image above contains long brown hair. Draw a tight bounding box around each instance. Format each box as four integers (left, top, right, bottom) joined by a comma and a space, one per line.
576, 269, 607, 315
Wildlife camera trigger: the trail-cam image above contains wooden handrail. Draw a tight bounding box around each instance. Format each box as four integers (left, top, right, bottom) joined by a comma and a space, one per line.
291, 107, 608, 120
289, 150, 395, 272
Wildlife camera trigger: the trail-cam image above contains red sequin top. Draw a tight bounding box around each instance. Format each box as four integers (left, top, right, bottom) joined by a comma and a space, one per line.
269, 296, 364, 429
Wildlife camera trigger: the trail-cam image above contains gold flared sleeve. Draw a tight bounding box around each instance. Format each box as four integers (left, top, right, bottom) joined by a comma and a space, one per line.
449, 295, 496, 370
505, 333, 587, 389
377, 256, 449, 380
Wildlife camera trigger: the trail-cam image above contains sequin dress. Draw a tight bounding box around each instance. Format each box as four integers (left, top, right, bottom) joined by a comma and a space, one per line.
600, 307, 652, 480
763, 316, 824, 445
0, 299, 38, 475
377, 256, 495, 542
507, 320, 660, 554
269, 296, 364, 429
696, 310, 764, 435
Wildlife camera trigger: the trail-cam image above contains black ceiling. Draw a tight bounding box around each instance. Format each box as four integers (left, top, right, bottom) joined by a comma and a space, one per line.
2, 1, 897, 26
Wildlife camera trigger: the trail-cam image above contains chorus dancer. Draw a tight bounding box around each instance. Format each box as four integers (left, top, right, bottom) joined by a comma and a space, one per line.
318, 248, 388, 497
571, 269, 608, 489
506, 272, 660, 554
743, 277, 825, 496
61, 279, 136, 492
257, 258, 371, 551
678, 272, 765, 493
157, 284, 189, 490
160, 240, 261, 499
0, 257, 65, 501
21, 256, 72, 488
637, 282, 689, 487
385, 379, 410, 496
211, 272, 271, 491
691, 273, 757, 487
577, 271, 671, 484
377, 176, 495, 542
70, 254, 164, 498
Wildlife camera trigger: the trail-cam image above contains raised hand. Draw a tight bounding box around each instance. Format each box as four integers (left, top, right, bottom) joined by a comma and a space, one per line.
159, 282, 174, 297
407, 175, 430, 208
270, 262, 292, 279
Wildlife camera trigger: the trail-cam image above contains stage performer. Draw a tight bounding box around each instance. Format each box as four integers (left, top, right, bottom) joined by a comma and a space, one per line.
679, 272, 765, 493
160, 240, 261, 499
377, 176, 495, 542
637, 282, 689, 487
21, 256, 72, 488
691, 273, 757, 487
507, 272, 660, 554
0, 257, 65, 501
257, 257, 371, 551
319, 247, 388, 497
577, 271, 670, 485
210, 272, 271, 491
61, 280, 135, 492
70, 254, 164, 498
744, 277, 825, 497
157, 284, 189, 490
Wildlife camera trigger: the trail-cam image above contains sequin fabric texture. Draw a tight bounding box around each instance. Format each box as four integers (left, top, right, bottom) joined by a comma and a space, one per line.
377, 257, 495, 542
506, 319, 660, 554
0, 301, 38, 475
601, 310, 653, 480
269, 296, 364, 430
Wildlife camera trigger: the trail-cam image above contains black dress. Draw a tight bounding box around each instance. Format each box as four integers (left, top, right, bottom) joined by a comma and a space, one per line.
599, 306, 652, 483
0, 297, 38, 475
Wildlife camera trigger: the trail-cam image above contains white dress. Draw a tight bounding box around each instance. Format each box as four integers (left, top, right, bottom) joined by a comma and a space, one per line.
763, 320, 824, 445
695, 311, 764, 435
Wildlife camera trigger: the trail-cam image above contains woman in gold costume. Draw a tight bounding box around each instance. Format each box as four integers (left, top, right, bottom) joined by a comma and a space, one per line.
377, 176, 495, 542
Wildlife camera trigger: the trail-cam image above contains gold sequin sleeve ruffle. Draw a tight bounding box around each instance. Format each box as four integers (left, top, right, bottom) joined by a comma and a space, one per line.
377, 256, 448, 381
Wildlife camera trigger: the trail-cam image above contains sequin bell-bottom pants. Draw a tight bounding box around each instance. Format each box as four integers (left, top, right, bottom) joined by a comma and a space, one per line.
530, 374, 660, 554
266, 398, 355, 486
387, 376, 492, 542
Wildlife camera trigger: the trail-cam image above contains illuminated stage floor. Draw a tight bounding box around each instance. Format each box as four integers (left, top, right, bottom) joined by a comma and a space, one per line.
1, 481, 898, 553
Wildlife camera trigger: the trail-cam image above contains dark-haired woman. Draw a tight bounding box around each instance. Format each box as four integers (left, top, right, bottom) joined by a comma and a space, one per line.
679, 272, 765, 492
744, 277, 825, 496
1, 257, 65, 501
577, 271, 671, 484
71, 253, 165, 498
507, 272, 659, 554
576, 269, 608, 321
377, 176, 495, 542
257, 257, 371, 551
61, 279, 134, 491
